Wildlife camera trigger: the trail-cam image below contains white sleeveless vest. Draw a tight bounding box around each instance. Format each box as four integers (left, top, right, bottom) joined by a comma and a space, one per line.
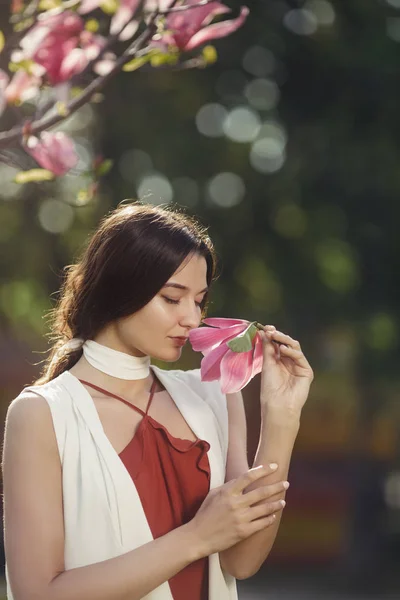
5, 366, 238, 600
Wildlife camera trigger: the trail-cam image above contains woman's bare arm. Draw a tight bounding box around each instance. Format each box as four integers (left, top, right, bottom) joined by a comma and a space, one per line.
2, 393, 203, 600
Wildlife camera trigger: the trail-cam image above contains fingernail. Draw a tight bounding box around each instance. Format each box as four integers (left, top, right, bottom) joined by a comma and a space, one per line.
270, 463, 278, 470
280, 500, 286, 507
283, 481, 290, 489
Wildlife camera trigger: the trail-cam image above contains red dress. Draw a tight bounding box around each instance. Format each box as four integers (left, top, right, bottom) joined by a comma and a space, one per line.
79, 377, 211, 600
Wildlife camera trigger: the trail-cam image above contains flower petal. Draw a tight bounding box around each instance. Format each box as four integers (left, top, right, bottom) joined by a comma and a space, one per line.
202, 317, 249, 328
184, 6, 249, 51
78, 0, 102, 13
25, 132, 78, 176
200, 342, 228, 381
220, 347, 254, 394
251, 332, 264, 377
167, 0, 229, 50
110, 0, 141, 35
189, 323, 247, 353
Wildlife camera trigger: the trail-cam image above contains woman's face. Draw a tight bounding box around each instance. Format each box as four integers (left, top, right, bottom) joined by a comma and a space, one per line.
108, 253, 209, 360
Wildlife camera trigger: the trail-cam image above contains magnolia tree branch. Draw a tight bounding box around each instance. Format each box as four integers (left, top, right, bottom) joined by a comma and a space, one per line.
0, 0, 248, 180
0, 8, 163, 148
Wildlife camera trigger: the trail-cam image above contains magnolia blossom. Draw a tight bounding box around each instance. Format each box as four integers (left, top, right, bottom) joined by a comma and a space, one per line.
19, 11, 105, 85
25, 132, 79, 176
166, 1, 249, 52
189, 317, 263, 394
5, 69, 42, 104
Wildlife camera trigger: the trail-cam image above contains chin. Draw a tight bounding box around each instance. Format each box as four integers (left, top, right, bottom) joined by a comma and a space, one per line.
151, 347, 183, 363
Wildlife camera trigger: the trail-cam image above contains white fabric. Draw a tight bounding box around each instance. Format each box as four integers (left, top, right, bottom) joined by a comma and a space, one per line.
82, 339, 151, 380
5, 366, 237, 600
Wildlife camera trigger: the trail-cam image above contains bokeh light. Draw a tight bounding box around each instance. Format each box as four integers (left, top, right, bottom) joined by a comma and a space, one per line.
250, 137, 286, 173
234, 255, 282, 313
119, 149, 153, 184
244, 78, 280, 111
305, 0, 336, 26
0, 165, 22, 199
195, 103, 227, 138
137, 172, 173, 204
284, 9, 318, 36
242, 46, 276, 78
38, 198, 75, 234
315, 239, 359, 293
207, 172, 245, 208
365, 313, 398, 351
223, 106, 261, 143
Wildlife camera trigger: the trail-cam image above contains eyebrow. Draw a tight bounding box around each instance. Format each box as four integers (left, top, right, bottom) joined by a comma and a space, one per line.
163, 283, 209, 294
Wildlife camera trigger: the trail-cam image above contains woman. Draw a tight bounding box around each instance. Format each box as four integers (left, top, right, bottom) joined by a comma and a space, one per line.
2, 202, 313, 600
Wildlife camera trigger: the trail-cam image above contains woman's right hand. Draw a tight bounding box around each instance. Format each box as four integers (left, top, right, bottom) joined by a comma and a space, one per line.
188, 464, 288, 557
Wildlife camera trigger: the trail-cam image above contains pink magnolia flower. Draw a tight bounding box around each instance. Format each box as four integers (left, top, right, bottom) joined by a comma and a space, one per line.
25, 132, 79, 176
166, 1, 249, 52
5, 69, 42, 104
19, 11, 105, 85
189, 317, 263, 394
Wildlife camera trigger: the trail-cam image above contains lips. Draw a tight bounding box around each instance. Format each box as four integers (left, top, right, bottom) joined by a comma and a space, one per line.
171, 337, 188, 341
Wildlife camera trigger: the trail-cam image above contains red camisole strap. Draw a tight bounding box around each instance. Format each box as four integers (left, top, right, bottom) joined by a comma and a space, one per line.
79, 378, 158, 416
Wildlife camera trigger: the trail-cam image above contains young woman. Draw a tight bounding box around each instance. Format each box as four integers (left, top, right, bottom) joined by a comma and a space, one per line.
2, 202, 313, 600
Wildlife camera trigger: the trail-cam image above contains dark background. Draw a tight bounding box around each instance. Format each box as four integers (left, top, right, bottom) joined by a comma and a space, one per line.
0, 1, 399, 598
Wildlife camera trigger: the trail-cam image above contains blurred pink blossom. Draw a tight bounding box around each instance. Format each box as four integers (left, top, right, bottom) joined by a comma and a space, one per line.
110, 0, 141, 36
5, 70, 42, 104
189, 317, 263, 394
25, 132, 79, 176
166, 1, 249, 52
19, 11, 105, 85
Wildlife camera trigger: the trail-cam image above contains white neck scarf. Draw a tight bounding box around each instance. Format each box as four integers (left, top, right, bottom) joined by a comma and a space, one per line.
82, 340, 151, 380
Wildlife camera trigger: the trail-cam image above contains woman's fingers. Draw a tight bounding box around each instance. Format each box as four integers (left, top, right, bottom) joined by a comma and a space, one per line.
266, 328, 301, 350
248, 498, 286, 521
230, 464, 278, 496
240, 480, 289, 507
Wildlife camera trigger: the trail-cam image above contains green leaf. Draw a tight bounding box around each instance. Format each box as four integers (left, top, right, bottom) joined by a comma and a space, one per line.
226, 322, 258, 353
150, 50, 179, 67
95, 158, 113, 177
14, 169, 55, 184
0, 31, 5, 55
122, 54, 152, 72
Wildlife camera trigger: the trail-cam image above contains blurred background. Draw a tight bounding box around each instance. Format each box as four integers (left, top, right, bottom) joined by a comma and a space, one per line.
1, 0, 400, 598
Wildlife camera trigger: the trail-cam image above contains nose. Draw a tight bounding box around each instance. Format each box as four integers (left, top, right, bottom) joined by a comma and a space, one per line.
179, 300, 201, 330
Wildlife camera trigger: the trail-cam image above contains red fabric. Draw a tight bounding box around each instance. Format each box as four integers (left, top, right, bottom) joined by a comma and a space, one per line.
79, 378, 211, 600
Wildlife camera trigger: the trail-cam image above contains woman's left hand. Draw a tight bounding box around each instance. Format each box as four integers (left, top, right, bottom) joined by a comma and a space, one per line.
258, 325, 314, 414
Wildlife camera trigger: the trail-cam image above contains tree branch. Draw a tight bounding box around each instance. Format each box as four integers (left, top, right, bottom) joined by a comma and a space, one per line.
0, 12, 161, 148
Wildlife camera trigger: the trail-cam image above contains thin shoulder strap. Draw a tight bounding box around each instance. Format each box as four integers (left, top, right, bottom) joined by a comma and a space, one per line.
78, 378, 158, 417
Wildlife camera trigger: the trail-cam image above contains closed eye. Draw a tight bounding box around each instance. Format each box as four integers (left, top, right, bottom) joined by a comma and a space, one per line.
163, 297, 203, 308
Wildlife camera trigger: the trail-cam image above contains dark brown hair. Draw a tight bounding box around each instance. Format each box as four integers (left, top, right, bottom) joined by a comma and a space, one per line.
35, 201, 218, 385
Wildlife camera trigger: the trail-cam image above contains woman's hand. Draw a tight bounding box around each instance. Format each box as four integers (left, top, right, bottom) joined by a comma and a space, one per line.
258, 325, 314, 414
188, 464, 288, 557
